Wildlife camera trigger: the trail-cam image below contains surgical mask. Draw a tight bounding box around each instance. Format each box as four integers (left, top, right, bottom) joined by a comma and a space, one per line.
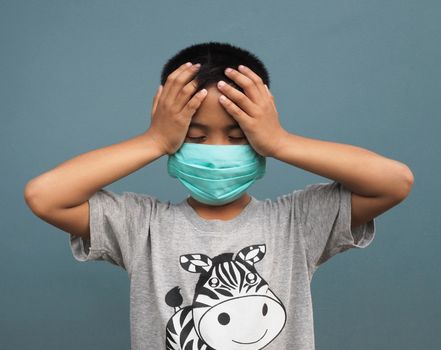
167, 142, 266, 206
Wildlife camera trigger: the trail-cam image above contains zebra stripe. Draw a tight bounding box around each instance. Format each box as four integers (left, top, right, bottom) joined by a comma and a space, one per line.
194, 260, 268, 308
165, 306, 213, 350
165, 244, 274, 349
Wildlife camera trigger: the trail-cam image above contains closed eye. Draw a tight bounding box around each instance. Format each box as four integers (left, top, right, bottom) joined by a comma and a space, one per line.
186, 136, 245, 141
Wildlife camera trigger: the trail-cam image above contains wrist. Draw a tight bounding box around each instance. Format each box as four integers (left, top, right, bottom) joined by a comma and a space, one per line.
269, 129, 291, 159
140, 130, 168, 158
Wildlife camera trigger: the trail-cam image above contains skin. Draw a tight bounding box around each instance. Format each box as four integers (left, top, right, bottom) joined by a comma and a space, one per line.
214, 65, 415, 230
179, 85, 255, 220
23, 62, 414, 240
150, 63, 257, 219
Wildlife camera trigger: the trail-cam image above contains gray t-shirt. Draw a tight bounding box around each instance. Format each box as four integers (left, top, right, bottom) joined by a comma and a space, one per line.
69, 180, 375, 350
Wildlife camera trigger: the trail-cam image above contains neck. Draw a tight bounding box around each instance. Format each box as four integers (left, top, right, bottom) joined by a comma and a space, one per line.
187, 193, 252, 220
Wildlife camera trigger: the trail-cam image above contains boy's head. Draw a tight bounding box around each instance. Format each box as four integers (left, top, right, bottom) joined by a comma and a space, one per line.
160, 41, 270, 145
164, 42, 268, 207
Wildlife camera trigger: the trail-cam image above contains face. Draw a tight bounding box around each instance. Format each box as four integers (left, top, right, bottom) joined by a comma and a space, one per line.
185, 86, 249, 145
193, 262, 287, 349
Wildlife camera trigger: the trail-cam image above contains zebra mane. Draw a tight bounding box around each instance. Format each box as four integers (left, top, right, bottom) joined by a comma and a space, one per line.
210, 252, 234, 267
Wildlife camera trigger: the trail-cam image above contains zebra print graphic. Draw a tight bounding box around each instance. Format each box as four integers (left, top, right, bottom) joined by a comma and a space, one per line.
164, 244, 287, 349
165, 305, 214, 350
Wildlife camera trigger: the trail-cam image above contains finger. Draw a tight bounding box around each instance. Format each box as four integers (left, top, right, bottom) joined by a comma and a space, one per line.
161, 62, 193, 98
217, 80, 255, 116
151, 84, 163, 117
181, 88, 208, 120
264, 84, 270, 96
219, 94, 252, 128
175, 77, 200, 110
166, 63, 201, 104
237, 65, 268, 98
265, 84, 276, 108
264, 84, 274, 99
224, 67, 262, 103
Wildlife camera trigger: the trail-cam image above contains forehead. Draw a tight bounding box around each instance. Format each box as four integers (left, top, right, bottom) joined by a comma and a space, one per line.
190, 86, 240, 129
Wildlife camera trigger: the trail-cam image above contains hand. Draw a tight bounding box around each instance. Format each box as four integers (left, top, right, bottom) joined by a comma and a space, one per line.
216, 65, 289, 157
146, 62, 208, 155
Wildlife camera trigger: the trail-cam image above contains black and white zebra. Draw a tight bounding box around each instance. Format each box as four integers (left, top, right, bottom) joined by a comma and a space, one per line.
164, 243, 286, 350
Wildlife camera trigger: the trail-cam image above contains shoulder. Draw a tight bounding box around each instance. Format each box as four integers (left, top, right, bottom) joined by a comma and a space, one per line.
254, 181, 341, 214
91, 188, 175, 214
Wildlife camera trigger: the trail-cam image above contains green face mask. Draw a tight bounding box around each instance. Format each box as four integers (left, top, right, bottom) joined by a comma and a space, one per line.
167, 143, 266, 206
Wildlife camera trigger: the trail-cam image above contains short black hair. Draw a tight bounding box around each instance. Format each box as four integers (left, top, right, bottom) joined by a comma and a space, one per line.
160, 41, 270, 94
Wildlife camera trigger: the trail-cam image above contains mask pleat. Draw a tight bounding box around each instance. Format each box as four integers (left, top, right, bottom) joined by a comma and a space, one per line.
167, 143, 266, 206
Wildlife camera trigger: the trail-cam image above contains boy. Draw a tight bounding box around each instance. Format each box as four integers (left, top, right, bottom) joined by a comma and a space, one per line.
24, 41, 413, 350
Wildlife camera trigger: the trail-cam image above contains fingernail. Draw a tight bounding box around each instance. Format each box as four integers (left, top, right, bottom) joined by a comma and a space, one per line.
193, 63, 201, 68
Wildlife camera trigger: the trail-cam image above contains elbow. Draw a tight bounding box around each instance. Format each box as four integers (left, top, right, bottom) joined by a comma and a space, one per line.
24, 179, 38, 207
402, 164, 414, 195
393, 164, 414, 201
24, 179, 50, 217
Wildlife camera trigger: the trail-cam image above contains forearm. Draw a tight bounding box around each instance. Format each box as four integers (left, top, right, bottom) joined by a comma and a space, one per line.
272, 131, 413, 198
24, 130, 165, 210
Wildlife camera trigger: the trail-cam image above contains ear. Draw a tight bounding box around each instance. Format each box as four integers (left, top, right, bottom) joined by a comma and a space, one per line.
235, 244, 266, 266
180, 254, 213, 273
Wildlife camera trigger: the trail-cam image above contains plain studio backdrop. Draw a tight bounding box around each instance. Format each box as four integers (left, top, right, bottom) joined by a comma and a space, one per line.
1, 1, 439, 349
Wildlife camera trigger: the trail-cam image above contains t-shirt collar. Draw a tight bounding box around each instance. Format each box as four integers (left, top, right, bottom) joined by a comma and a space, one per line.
177, 194, 258, 233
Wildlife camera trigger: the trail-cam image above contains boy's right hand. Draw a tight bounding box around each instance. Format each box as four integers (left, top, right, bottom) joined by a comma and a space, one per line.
146, 62, 208, 155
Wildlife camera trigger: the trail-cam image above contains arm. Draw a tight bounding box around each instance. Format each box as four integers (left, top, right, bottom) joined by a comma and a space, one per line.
24, 61, 207, 239
23, 132, 165, 238
211, 64, 414, 231
272, 132, 415, 230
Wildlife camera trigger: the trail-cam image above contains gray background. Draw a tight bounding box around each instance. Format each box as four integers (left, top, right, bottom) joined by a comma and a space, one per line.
1, 0, 439, 349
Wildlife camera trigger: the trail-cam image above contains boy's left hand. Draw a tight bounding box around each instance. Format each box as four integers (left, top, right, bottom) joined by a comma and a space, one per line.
217, 65, 289, 157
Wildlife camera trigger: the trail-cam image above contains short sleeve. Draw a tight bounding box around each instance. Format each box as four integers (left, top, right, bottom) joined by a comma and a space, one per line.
294, 181, 376, 275
68, 189, 156, 274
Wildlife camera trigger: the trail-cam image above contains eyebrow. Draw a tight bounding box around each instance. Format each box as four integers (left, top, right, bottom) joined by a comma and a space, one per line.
189, 122, 241, 131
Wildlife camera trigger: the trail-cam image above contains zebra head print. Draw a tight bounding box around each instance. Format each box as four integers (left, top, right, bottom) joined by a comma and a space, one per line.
179, 243, 286, 349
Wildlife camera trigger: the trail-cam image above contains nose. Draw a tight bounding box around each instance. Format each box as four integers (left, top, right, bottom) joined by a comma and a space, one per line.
206, 137, 231, 145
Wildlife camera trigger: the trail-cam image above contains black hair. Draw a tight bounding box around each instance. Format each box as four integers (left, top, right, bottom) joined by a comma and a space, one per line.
160, 41, 270, 94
